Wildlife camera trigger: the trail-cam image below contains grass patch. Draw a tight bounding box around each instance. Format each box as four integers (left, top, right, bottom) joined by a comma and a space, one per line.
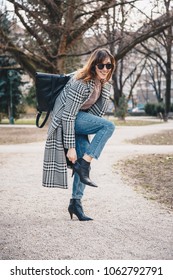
0, 117, 47, 125
130, 130, 173, 145
1, 117, 163, 126
111, 118, 163, 126
0, 126, 48, 145
116, 154, 173, 211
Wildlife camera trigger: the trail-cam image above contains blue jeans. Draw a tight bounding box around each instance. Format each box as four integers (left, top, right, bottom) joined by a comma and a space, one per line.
72, 111, 115, 199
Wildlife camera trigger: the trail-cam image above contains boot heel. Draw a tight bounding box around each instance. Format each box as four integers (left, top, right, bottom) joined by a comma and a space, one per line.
69, 211, 73, 219
71, 168, 75, 177
68, 207, 73, 219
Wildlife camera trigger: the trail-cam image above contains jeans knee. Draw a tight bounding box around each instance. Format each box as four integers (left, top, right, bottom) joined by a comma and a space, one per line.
107, 121, 115, 135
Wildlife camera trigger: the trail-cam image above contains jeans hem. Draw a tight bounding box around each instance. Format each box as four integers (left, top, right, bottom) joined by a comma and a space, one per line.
72, 195, 83, 200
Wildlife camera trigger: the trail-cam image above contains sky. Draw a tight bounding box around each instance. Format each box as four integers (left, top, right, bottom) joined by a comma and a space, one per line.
0, 0, 13, 13
135, 0, 152, 9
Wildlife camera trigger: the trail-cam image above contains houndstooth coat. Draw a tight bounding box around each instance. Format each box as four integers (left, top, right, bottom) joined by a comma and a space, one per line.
42, 76, 112, 188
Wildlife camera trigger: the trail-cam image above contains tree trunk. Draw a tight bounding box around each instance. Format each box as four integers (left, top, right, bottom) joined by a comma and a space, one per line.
112, 69, 122, 108
165, 30, 172, 116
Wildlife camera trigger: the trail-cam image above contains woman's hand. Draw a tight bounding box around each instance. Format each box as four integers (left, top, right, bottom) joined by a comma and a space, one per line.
66, 148, 77, 164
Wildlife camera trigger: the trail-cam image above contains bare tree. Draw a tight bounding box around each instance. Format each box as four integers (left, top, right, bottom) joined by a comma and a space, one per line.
145, 58, 164, 103
134, 0, 172, 116
101, 0, 173, 110
1, 0, 130, 77
0, 0, 173, 115
126, 56, 148, 104
136, 45, 166, 103
0, 0, 173, 78
163, 0, 172, 116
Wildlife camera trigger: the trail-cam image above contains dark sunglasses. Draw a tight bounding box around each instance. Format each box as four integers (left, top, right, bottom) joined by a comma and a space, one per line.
96, 63, 113, 70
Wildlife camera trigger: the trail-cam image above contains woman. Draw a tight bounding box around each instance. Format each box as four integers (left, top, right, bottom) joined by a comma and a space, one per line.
43, 48, 116, 221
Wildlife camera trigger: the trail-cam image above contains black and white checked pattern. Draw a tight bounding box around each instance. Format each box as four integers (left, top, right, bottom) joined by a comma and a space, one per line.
42, 77, 112, 188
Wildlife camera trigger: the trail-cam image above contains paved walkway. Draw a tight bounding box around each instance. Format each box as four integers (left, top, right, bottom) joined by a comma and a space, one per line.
0, 120, 173, 260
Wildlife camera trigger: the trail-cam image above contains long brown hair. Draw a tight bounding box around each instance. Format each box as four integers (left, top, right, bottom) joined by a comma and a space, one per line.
75, 48, 116, 83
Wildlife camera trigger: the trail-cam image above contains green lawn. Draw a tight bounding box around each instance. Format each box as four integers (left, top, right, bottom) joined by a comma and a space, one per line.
1, 117, 163, 126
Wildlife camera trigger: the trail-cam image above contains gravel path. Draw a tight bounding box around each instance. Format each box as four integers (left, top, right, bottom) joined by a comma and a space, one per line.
0, 121, 173, 260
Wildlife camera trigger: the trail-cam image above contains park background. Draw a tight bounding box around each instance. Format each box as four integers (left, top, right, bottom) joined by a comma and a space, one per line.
0, 0, 173, 261
0, 0, 173, 123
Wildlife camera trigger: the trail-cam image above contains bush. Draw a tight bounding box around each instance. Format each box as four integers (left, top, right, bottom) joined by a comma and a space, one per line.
145, 103, 165, 116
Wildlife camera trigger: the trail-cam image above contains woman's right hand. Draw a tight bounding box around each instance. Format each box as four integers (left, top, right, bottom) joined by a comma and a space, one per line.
66, 148, 77, 164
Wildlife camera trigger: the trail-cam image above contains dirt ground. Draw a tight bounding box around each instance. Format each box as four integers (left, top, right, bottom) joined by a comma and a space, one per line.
0, 122, 173, 260
129, 129, 173, 145
0, 126, 48, 145
117, 129, 173, 211
117, 154, 173, 211
0, 125, 173, 211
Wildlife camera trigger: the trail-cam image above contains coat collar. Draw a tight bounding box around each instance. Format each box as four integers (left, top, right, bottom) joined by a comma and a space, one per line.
87, 79, 111, 96
87, 79, 95, 93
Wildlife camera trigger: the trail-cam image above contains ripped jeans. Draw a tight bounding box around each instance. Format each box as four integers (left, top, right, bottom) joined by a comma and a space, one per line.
72, 111, 115, 199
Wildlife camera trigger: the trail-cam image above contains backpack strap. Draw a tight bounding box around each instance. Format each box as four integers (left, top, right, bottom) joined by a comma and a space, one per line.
36, 110, 51, 128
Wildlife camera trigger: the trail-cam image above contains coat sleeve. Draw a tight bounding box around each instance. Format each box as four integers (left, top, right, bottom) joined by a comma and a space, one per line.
61, 79, 86, 149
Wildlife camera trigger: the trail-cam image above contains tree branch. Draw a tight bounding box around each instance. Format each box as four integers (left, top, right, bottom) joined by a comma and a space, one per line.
116, 10, 173, 60
67, 0, 119, 46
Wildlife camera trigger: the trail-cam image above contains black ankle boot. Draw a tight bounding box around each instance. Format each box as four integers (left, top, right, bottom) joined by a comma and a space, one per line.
68, 199, 93, 221
72, 158, 98, 187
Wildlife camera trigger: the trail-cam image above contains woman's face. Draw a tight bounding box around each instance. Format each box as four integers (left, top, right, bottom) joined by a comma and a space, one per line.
95, 56, 112, 81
